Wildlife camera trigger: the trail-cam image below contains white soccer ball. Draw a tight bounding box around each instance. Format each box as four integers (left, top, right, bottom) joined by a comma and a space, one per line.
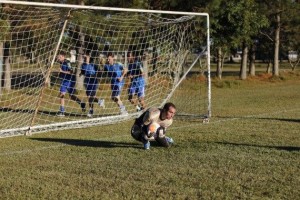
144, 122, 161, 141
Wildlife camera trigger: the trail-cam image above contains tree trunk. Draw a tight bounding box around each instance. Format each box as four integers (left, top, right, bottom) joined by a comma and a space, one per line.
273, 11, 280, 76
239, 44, 248, 80
76, 0, 85, 91
143, 52, 149, 84
216, 47, 222, 79
4, 55, 11, 91
266, 61, 272, 73
30, 50, 35, 64
249, 45, 256, 76
4, 42, 11, 91
44, 53, 52, 88
76, 28, 85, 90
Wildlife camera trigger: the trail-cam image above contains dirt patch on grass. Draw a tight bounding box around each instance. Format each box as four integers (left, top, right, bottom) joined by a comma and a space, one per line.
248, 70, 300, 83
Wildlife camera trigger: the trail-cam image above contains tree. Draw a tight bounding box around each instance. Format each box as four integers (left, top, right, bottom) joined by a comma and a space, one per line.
0, 14, 9, 92
228, 0, 268, 80
208, 0, 268, 80
204, 0, 230, 79
248, 40, 256, 76
282, 1, 300, 71
0, 4, 12, 92
259, 0, 299, 76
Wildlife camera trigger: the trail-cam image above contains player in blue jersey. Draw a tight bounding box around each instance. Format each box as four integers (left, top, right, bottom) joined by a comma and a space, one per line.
127, 51, 146, 111
80, 53, 105, 117
56, 51, 85, 117
104, 52, 128, 115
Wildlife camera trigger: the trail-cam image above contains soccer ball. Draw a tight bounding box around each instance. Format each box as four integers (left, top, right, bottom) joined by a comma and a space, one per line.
144, 122, 160, 140
144, 122, 165, 141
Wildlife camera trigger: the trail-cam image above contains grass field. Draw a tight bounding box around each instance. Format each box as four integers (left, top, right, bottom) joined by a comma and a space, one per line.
0, 70, 299, 199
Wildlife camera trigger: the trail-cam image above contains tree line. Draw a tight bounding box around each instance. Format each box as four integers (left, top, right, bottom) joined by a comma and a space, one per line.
76, 0, 299, 79
0, 0, 299, 94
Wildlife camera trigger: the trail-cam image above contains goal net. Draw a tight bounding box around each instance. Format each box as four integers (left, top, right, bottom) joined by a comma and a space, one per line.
0, 1, 211, 138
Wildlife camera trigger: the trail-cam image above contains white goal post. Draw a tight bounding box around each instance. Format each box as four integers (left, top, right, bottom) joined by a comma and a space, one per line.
0, 0, 211, 138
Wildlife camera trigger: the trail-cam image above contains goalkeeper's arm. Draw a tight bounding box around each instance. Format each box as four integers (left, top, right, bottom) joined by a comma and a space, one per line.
142, 108, 160, 126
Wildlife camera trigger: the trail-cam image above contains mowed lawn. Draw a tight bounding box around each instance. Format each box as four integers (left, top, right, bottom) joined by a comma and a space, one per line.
0, 71, 299, 199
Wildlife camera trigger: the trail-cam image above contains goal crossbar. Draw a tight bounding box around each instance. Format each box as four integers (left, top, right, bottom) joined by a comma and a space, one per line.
0, 0, 209, 16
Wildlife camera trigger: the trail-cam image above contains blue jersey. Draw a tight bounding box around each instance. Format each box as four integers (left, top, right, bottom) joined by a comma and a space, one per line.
81, 63, 99, 96
81, 63, 98, 77
104, 62, 124, 85
128, 61, 143, 78
128, 61, 144, 86
59, 59, 74, 81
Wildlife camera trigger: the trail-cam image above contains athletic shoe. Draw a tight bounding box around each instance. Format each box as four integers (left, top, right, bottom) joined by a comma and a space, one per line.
136, 105, 141, 112
81, 102, 86, 112
120, 106, 128, 115
166, 137, 174, 145
87, 109, 93, 118
98, 99, 105, 108
56, 112, 65, 117
144, 141, 150, 150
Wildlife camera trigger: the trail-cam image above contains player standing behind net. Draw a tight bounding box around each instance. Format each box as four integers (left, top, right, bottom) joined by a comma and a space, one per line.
56, 51, 86, 117
104, 52, 128, 115
80, 53, 105, 118
131, 102, 176, 150
127, 51, 146, 112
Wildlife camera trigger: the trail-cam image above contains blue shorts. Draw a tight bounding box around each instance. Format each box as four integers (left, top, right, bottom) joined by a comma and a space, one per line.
85, 77, 98, 97
60, 79, 76, 94
128, 78, 145, 98
111, 83, 123, 97
128, 84, 145, 98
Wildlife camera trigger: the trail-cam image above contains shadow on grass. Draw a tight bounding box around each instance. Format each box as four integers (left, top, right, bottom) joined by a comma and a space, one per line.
0, 107, 115, 117
215, 116, 300, 123
0, 107, 71, 117
268, 118, 300, 123
215, 142, 300, 152
30, 138, 142, 149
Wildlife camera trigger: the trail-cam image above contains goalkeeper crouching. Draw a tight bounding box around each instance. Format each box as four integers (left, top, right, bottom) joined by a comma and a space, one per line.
131, 102, 176, 150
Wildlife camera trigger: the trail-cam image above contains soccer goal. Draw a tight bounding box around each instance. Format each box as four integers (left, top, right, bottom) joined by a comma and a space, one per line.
0, 0, 211, 138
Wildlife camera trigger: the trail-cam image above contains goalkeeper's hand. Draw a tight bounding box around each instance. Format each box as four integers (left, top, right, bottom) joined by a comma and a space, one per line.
157, 127, 166, 138
146, 131, 154, 138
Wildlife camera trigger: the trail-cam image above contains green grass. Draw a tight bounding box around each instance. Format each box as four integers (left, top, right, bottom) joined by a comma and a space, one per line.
0, 71, 299, 199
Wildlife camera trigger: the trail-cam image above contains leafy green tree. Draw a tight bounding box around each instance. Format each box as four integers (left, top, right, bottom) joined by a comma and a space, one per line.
148, 0, 207, 11
85, 0, 148, 8
259, 0, 299, 76
0, 4, 12, 92
208, 0, 268, 79
0, 15, 10, 94
235, 0, 269, 80
207, 0, 231, 79
280, 1, 300, 71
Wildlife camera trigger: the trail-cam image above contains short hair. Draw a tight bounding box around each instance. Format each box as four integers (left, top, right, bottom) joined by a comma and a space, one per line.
162, 102, 176, 112
107, 52, 114, 58
128, 50, 139, 58
127, 51, 132, 57
58, 51, 66, 56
